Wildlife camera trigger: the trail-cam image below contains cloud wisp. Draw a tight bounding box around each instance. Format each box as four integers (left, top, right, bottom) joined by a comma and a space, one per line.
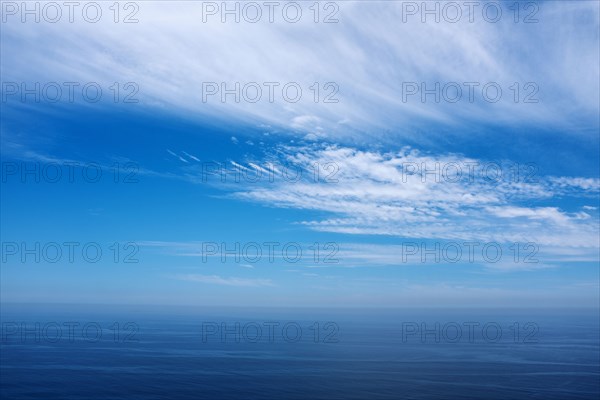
174, 274, 274, 287
224, 144, 599, 251
2, 1, 598, 139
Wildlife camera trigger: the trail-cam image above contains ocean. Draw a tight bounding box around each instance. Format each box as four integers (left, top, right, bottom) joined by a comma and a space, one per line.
1, 305, 598, 399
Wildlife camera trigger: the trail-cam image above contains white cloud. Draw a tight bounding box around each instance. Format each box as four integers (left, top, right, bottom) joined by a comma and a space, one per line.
484, 262, 557, 272
225, 144, 600, 250
174, 274, 273, 287
2, 1, 598, 138
167, 149, 189, 163
182, 151, 200, 162
549, 177, 600, 191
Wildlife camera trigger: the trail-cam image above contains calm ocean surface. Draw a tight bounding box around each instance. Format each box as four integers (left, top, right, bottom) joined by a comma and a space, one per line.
1, 305, 598, 399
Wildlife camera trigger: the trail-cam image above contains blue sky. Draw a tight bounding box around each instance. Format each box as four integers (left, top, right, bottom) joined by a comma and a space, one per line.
1, 0, 599, 307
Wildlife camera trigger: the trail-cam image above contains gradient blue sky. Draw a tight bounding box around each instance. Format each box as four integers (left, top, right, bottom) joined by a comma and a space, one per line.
1, 0, 599, 307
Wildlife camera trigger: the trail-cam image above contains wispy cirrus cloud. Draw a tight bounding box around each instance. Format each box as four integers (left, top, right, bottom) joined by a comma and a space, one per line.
224, 144, 599, 250
2, 1, 598, 139
5, 134, 598, 255
174, 274, 274, 287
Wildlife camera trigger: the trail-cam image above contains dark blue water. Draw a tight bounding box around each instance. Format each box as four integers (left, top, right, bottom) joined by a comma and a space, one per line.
1, 305, 598, 399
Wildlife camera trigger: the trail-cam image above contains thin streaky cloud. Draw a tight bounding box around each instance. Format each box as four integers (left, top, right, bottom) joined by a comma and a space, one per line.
173, 274, 274, 287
